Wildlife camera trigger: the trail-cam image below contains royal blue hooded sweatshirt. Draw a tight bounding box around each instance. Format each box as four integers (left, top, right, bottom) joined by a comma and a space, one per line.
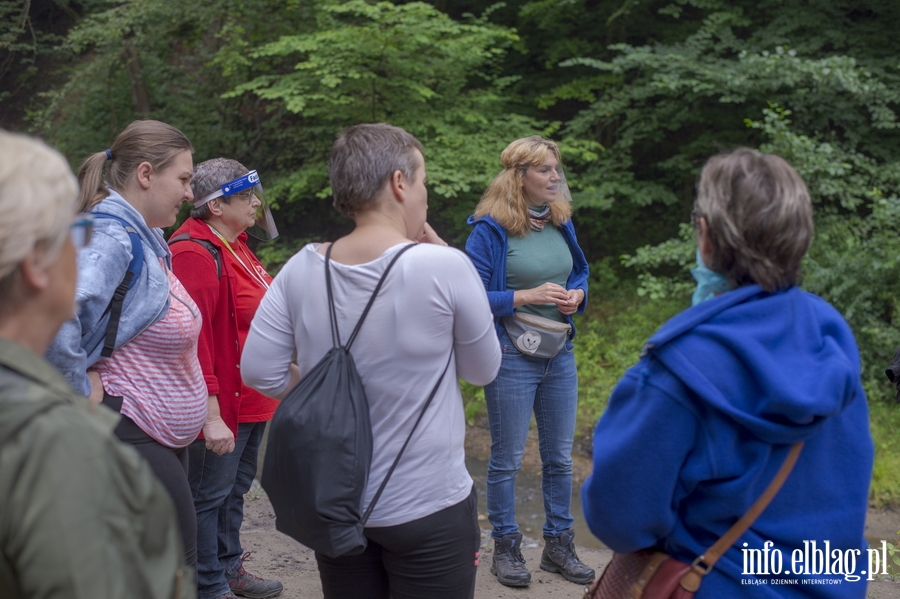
582, 285, 874, 598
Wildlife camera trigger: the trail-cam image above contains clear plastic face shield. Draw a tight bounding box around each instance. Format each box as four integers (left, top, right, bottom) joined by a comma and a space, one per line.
194, 170, 279, 241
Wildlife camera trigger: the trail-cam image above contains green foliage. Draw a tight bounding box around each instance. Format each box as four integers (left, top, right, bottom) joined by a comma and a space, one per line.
460, 381, 485, 426
229, 0, 546, 245
869, 401, 900, 508
0, 0, 88, 128
573, 285, 686, 439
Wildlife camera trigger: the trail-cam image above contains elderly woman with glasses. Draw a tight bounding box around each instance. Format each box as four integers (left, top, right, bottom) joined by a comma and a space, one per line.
169, 158, 283, 599
582, 148, 874, 597
0, 130, 194, 599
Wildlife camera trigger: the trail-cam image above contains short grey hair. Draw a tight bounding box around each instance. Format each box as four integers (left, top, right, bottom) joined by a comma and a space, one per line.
329, 123, 424, 218
0, 130, 77, 307
695, 147, 813, 292
190, 158, 249, 220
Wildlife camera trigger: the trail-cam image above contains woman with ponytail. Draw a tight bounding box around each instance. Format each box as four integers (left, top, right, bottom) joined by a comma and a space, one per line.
46, 119, 207, 571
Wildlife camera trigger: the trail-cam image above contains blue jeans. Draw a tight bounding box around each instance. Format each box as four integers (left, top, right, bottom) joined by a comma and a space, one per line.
485, 329, 577, 540
189, 421, 267, 598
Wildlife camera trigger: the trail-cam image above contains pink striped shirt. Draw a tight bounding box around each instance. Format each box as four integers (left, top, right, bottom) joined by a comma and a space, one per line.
96, 264, 208, 448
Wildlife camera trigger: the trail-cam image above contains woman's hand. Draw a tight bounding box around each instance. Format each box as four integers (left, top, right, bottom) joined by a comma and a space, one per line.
558, 288, 585, 316
203, 394, 235, 455
204, 417, 235, 455
416, 222, 448, 246
87, 371, 104, 408
514, 282, 569, 308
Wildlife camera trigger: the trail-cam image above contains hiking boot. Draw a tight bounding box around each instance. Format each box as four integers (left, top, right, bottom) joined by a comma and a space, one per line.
490, 533, 532, 587
226, 552, 283, 599
540, 529, 596, 584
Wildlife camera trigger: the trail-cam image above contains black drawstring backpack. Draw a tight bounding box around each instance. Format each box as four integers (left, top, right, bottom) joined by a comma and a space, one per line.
261, 243, 452, 558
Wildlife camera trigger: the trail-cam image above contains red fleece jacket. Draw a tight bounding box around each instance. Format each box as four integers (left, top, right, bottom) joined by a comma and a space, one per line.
169, 217, 276, 439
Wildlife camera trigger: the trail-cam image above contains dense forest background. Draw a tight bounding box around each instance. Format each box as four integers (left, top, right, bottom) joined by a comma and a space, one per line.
4, 0, 900, 502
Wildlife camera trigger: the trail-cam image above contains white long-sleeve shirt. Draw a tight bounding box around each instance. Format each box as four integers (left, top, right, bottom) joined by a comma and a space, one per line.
242, 242, 501, 527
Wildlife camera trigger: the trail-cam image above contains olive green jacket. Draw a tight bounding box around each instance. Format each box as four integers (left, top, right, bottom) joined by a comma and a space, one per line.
0, 338, 195, 599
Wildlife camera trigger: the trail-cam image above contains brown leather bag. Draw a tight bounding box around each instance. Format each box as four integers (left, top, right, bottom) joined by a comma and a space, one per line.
583, 442, 803, 599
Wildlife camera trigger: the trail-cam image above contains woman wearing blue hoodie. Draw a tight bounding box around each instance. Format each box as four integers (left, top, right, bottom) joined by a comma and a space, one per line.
46, 120, 207, 571
582, 148, 874, 598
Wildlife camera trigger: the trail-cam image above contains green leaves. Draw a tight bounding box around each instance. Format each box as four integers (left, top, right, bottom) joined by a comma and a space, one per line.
232, 2, 517, 122
224, 1, 546, 244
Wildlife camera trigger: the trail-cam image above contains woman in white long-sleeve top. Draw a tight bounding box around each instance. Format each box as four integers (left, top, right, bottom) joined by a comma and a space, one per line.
241, 123, 501, 599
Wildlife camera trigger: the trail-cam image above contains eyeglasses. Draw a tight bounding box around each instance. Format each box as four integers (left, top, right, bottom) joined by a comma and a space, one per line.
229, 190, 256, 202
70, 213, 94, 248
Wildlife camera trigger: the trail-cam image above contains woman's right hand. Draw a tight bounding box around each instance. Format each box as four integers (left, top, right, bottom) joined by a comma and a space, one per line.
203, 416, 235, 455
514, 282, 569, 308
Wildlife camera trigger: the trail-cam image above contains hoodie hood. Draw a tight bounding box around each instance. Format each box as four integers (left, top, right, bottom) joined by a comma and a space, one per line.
645, 285, 861, 444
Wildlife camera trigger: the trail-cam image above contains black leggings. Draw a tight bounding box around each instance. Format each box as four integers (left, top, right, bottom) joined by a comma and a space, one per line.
315, 486, 480, 599
104, 394, 197, 570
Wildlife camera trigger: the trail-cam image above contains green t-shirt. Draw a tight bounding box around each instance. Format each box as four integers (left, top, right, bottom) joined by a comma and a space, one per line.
506, 225, 573, 322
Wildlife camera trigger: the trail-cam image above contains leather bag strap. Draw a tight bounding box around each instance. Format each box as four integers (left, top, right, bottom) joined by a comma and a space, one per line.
680, 441, 804, 591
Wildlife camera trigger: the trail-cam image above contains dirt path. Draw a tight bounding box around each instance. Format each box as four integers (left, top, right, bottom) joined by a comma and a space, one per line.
237, 425, 900, 598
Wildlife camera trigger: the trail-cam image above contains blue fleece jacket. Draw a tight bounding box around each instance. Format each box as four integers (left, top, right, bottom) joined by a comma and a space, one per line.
465, 214, 589, 337
45, 190, 172, 396
582, 285, 874, 598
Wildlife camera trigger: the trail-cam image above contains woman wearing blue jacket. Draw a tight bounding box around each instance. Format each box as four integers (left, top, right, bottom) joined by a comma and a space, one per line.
465, 136, 592, 588
583, 148, 874, 598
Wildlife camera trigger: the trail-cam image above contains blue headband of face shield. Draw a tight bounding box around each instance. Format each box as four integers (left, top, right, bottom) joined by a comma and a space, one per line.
195, 170, 261, 207
193, 170, 279, 241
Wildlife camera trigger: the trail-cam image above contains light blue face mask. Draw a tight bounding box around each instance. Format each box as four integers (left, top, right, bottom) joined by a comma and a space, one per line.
690, 249, 729, 305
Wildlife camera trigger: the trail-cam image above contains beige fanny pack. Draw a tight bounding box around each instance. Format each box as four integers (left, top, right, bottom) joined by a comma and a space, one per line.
502, 313, 571, 359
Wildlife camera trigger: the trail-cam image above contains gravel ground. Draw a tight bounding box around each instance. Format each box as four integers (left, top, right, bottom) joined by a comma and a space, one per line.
234, 425, 900, 598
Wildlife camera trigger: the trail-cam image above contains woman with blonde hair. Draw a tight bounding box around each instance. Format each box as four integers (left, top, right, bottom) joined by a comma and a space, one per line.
465, 136, 593, 587
46, 119, 207, 570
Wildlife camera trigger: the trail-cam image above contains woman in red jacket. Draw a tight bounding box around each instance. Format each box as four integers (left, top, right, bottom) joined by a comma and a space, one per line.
170, 158, 283, 599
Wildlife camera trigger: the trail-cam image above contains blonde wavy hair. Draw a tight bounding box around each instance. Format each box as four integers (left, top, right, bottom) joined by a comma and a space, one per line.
473, 136, 572, 237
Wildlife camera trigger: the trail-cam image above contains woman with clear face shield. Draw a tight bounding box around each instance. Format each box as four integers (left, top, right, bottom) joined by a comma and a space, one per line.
169, 158, 283, 599
45, 119, 208, 571
465, 136, 594, 588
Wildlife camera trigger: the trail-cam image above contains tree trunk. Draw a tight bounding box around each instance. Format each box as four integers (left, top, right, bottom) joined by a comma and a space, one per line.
123, 39, 150, 117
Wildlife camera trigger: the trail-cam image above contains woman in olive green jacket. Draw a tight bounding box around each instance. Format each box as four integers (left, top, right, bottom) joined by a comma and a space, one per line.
0, 130, 194, 599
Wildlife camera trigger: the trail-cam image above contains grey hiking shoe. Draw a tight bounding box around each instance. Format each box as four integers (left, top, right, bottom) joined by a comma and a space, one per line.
490, 533, 532, 587
540, 529, 595, 584
226, 552, 283, 599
